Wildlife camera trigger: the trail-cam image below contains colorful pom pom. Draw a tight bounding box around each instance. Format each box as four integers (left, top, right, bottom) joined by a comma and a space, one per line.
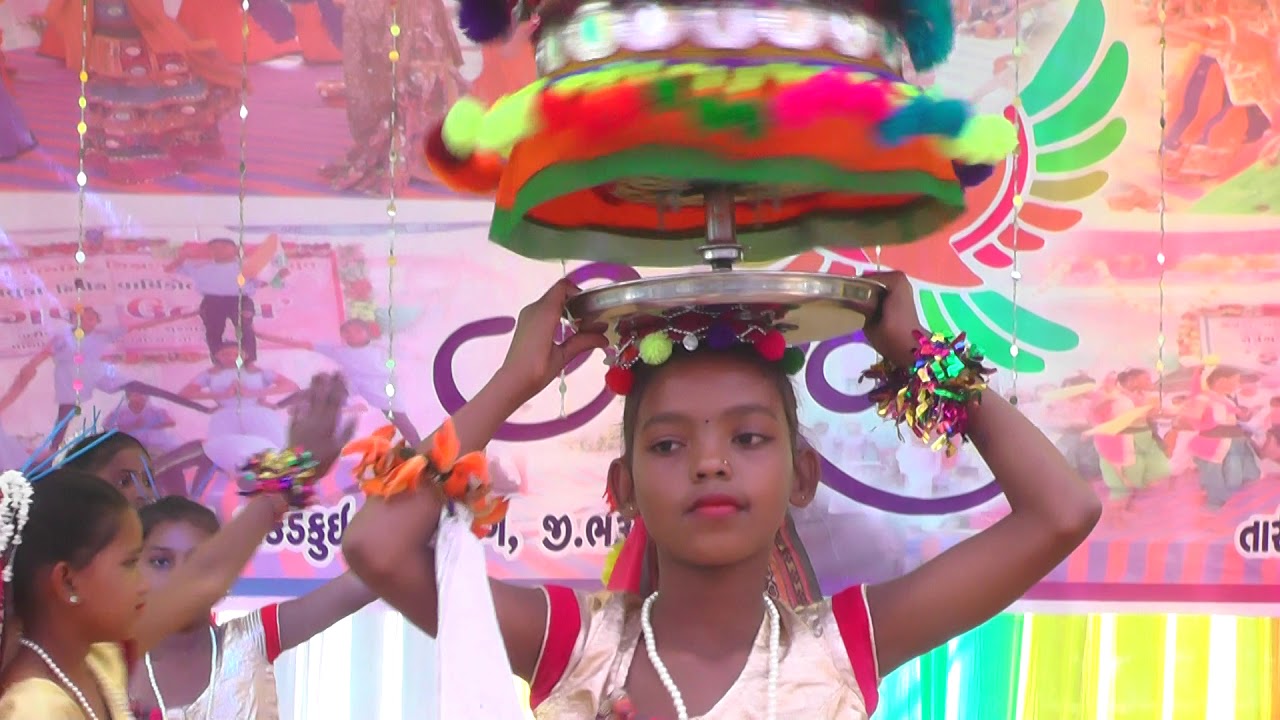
779, 346, 806, 375
441, 97, 486, 158
941, 114, 1020, 165
605, 365, 634, 395
476, 85, 544, 156
638, 333, 674, 365
879, 96, 969, 147
900, 0, 956, 71
952, 162, 994, 188
754, 330, 787, 362
706, 322, 738, 350
457, 0, 512, 44
423, 125, 504, 194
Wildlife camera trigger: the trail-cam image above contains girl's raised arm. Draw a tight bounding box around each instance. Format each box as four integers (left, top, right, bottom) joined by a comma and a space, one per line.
860, 273, 1102, 674
131, 373, 355, 655
342, 279, 607, 682
274, 572, 378, 653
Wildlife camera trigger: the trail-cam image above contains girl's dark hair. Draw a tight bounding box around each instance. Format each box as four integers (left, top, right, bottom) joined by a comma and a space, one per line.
139, 496, 221, 539
61, 431, 149, 477
620, 345, 802, 460
1205, 366, 1242, 386
9, 469, 132, 621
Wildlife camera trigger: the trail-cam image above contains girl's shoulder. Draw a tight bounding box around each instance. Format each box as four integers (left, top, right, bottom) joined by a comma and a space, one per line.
0, 676, 81, 720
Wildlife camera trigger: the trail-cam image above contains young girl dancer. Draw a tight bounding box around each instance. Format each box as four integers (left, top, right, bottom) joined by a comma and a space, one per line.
129, 496, 375, 719
0, 373, 353, 718
63, 431, 158, 508
343, 276, 1102, 718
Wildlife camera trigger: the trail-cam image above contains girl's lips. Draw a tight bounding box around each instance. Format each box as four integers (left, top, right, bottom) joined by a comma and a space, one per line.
688, 494, 745, 517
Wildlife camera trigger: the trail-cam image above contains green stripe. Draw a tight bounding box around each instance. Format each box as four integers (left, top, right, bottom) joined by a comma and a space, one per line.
1033, 44, 1129, 147
968, 290, 1080, 352
1035, 117, 1127, 174
491, 149, 964, 266
940, 292, 1045, 372
1021, 0, 1106, 117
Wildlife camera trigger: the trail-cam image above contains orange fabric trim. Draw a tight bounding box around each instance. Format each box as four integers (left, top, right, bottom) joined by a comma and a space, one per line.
494, 113, 956, 211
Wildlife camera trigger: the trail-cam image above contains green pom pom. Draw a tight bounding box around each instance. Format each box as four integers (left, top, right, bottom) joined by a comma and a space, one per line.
441, 97, 486, 157
941, 114, 1018, 164
779, 346, 806, 375
638, 333, 674, 365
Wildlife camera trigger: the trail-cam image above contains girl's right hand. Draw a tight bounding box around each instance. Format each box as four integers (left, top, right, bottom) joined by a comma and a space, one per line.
495, 279, 609, 403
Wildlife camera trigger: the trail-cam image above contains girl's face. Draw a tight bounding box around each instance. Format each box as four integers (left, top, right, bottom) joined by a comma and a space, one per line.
94, 446, 152, 508
611, 354, 819, 569
64, 510, 149, 642
142, 520, 215, 630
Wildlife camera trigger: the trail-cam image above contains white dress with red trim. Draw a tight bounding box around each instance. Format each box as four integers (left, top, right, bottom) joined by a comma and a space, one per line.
530, 585, 880, 719
132, 604, 285, 720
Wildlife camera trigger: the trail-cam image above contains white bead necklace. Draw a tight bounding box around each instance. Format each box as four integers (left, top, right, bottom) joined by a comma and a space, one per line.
19, 638, 105, 720
640, 593, 781, 720
145, 625, 219, 719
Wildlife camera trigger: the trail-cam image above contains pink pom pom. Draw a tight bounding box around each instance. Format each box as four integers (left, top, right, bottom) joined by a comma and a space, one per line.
771, 72, 894, 129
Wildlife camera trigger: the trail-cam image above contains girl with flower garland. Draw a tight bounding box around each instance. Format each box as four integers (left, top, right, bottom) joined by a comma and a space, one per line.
343, 276, 1102, 719
0, 373, 353, 719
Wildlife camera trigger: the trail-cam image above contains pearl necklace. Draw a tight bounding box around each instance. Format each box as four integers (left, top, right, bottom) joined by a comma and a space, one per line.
145, 626, 219, 719
640, 593, 781, 720
19, 638, 106, 720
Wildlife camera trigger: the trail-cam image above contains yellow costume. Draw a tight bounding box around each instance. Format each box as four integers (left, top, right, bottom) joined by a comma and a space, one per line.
0, 643, 133, 719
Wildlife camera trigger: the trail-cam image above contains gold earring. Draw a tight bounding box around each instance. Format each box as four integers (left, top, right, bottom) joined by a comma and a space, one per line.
69, 594, 80, 605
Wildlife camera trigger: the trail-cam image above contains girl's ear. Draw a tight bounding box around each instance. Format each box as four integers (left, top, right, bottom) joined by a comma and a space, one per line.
790, 442, 821, 508
50, 561, 78, 605
607, 458, 637, 516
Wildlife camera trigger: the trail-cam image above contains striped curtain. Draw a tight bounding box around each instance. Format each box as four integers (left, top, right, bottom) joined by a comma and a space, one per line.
223, 604, 1278, 719
875, 613, 1279, 719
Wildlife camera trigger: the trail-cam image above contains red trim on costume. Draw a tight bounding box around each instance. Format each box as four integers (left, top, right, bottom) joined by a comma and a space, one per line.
260, 602, 284, 663
832, 585, 879, 715
120, 640, 139, 674
529, 585, 581, 709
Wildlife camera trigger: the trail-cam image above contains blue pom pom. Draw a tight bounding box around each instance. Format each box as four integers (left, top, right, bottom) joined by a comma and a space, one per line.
879, 97, 970, 146
901, 0, 956, 71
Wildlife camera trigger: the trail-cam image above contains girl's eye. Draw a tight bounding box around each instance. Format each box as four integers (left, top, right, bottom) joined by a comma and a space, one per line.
649, 439, 682, 454
148, 557, 171, 570
734, 433, 769, 448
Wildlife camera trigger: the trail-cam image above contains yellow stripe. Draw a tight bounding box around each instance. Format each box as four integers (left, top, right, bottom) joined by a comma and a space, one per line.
1020, 614, 1101, 719
1234, 617, 1273, 720
1112, 615, 1168, 718
1171, 615, 1212, 720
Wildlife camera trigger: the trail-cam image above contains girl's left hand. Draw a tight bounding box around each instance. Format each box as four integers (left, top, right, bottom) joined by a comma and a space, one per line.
861, 271, 928, 367
286, 373, 356, 478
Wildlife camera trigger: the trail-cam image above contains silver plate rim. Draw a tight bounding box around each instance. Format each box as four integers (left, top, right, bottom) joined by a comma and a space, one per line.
565, 271, 885, 344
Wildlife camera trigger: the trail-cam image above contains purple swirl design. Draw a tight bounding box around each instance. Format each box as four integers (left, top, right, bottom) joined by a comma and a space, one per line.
433, 263, 639, 441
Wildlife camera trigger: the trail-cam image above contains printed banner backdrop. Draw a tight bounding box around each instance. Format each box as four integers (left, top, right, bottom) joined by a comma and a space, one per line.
1, 0, 1279, 615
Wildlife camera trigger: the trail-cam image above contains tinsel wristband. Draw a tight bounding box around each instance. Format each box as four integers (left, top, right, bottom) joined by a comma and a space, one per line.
860, 329, 993, 453
237, 449, 321, 510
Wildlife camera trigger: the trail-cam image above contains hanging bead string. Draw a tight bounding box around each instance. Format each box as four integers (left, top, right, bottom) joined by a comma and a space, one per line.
1156, 0, 1168, 403
559, 258, 568, 418
70, 0, 90, 423
1007, 0, 1024, 405
234, 0, 251, 411
384, 1, 401, 419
